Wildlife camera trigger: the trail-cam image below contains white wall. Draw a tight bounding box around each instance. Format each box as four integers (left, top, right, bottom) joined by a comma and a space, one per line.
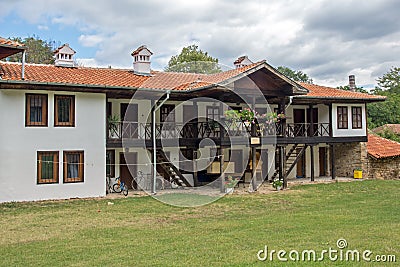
0, 90, 106, 203
332, 103, 367, 137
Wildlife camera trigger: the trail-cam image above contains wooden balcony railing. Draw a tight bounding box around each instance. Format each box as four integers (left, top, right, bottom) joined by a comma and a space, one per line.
108, 121, 331, 140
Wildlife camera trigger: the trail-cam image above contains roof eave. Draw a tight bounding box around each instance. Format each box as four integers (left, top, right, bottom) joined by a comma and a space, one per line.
293, 96, 386, 103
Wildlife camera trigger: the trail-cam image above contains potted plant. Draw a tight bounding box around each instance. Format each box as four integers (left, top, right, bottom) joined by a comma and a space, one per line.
225, 175, 239, 193
224, 109, 240, 122
239, 108, 255, 125
272, 179, 283, 191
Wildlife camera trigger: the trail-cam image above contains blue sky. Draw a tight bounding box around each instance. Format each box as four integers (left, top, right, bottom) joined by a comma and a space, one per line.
1, 0, 400, 88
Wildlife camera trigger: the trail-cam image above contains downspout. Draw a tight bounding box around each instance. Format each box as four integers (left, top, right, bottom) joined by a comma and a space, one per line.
21, 50, 26, 80
285, 96, 293, 110
152, 90, 170, 194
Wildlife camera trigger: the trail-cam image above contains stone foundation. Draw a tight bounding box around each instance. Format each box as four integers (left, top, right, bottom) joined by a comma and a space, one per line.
367, 156, 400, 179
334, 142, 368, 178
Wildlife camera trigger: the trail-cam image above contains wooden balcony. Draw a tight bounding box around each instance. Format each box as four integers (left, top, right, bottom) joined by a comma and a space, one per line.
107, 120, 332, 146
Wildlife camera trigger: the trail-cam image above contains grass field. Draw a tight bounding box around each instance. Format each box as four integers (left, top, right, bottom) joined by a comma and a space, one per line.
0, 180, 399, 266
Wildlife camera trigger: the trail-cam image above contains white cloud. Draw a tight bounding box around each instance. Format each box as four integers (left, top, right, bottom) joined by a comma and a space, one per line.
37, 25, 49, 31
78, 34, 104, 47
1, 0, 400, 87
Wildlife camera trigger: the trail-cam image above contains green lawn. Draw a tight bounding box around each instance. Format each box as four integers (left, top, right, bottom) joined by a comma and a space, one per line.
0, 180, 399, 266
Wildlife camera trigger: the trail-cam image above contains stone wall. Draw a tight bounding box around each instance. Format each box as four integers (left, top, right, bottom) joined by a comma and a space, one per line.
367, 156, 400, 179
334, 142, 368, 178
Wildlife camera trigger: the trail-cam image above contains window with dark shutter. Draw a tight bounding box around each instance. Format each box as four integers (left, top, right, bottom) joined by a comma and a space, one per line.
55, 95, 75, 127
352, 107, 362, 129
337, 106, 348, 129
26, 94, 48, 126
63, 151, 84, 183
37, 151, 59, 184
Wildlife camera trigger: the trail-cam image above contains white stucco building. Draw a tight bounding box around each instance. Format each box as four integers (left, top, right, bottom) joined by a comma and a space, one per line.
0, 38, 385, 203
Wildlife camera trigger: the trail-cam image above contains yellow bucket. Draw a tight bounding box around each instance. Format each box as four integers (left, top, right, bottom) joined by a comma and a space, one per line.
354, 170, 363, 179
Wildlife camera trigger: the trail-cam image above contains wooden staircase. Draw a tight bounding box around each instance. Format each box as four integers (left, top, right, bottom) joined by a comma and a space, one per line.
269, 144, 307, 181
154, 150, 192, 187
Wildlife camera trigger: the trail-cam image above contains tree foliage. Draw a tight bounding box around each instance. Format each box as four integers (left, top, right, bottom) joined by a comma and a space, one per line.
165, 44, 220, 74
374, 128, 400, 143
4, 35, 57, 64
367, 67, 400, 130
376, 67, 400, 93
336, 85, 368, 93
277, 66, 313, 83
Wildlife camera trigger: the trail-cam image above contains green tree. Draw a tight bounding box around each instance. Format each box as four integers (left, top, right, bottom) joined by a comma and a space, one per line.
367, 67, 400, 130
165, 44, 220, 74
4, 35, 57, 64
375, 128, 400, 143
277, 66, 313, 83
376, 67, 400, 94
336, 85, 368, 93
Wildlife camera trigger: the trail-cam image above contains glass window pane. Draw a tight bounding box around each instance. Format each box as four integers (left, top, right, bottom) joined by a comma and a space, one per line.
58, 98, 71, 122
41, 155, 53, 179
67, 154, 79, 178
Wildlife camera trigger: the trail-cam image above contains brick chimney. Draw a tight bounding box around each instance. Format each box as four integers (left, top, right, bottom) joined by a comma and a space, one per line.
131, 45, 152, 75
349, 75, 356, 92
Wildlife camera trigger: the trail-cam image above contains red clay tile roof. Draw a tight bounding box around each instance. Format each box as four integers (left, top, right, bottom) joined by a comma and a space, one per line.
0, 61, 262, 90
234, 56, 246, 64
373, 124, 400, 135
54, 43, 76, 54
0, 37, 25, 49
131, 45, 153, 56
0, 62, 148, 87
0, 37, 26, 59
367, 134, 400, 159
0, 60, 388, 102
299, 82, 385, 100
141, 61, 264, 90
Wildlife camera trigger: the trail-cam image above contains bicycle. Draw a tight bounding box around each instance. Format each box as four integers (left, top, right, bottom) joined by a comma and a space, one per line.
132, 170, 145, 190
112, 177, 129, 196
132, 170, 179, 191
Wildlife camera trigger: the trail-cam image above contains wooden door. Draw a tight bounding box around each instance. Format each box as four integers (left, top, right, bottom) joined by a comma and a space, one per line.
120, 152, 137, 189
120, 103, 138, 138
293, 109, 305, 137
182, 105, 196, 138
319, 147, 327, 176
296, 149, 305, 178
307, 108, 319, 136
231, 149, 244, 174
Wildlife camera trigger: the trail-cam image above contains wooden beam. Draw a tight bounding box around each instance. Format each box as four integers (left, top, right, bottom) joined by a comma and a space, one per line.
282, 146, 287, 188
220, 146, 225, 193
310, 145, 315, 182
251, 146, 257, 191
193, 150, 199, 187
330, 144, 336, 180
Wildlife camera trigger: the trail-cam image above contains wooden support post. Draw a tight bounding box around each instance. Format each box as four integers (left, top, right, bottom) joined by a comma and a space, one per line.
281, 146, 287, 188
330, 144, 336, 180
278, 146, 283, 181
261, 148, 268, 182
150, 101, 155, 194
193, 100, 199, 138
251, 146, 257, 191
280, 98, 287, 137
193, 150, 199, 187
310, 145, 315, 182
328, 104, 333, 137
220, 146, 225, 193
309, 104, 314, 137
